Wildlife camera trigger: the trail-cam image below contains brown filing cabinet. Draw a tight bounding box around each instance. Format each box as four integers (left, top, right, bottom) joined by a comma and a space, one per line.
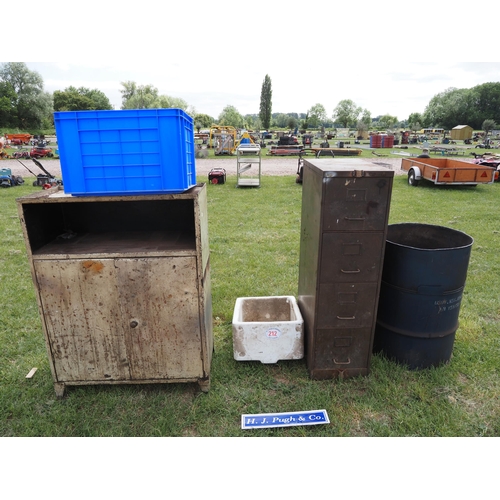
298, 159, 393, 379
17, 185, 212, 397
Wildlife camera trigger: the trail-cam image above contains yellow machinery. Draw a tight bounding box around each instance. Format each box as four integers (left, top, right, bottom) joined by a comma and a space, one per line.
209, 126, 254, 155
209, 126, 237, 155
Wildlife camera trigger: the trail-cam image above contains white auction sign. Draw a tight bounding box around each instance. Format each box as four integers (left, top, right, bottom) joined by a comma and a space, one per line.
241, 410, 329, 430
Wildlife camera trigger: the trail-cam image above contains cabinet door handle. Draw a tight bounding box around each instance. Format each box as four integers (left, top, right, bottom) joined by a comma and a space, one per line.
130, 320, 138, 328
344, 217, 365, 221
336, 315, 355, 320
341, 269, 360, 274
334, 357, 351, 365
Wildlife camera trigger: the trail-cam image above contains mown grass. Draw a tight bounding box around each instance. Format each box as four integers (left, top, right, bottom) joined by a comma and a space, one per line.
1, 171, 499, 437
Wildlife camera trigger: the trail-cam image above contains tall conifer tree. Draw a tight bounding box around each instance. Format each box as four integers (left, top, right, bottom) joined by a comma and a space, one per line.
259, 75, 272, 129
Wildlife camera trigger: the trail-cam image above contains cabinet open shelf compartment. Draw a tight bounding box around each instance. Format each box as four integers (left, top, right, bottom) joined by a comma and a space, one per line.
22, 195, 198, 257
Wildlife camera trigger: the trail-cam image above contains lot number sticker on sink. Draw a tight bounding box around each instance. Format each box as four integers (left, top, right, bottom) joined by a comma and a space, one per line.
266, 327, 281, 339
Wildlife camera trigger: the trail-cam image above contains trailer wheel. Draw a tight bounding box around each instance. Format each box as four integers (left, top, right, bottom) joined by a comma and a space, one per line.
408, 169, 419, 186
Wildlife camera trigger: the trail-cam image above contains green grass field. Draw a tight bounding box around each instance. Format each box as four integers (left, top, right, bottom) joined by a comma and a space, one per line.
1, 173, 499, 437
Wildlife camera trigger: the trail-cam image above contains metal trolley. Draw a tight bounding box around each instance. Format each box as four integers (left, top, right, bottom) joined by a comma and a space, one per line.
236, 143, 261, 187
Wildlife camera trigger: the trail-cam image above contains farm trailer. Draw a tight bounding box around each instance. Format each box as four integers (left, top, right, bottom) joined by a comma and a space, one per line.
5, 133, 32, 145
401, 157, 497, 187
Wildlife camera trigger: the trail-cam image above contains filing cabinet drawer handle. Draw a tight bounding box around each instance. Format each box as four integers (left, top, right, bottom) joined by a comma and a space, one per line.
344, 217, 365, 221
336, 315, 355, 320
341, 269, 360, 274
334, 357, 351, 365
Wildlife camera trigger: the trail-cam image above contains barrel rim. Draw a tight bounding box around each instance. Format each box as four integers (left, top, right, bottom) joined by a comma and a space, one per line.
386, 222, 473, 251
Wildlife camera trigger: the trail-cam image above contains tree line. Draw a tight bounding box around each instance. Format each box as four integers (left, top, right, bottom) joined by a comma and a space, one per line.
1, 63, 499, 133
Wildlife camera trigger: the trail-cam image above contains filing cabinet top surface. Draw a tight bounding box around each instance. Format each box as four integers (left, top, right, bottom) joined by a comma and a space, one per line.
303, 159, 394, 177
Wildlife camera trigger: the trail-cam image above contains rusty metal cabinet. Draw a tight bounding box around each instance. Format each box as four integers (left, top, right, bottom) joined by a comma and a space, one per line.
17, 185, 212, 397
297, 160, 393, 379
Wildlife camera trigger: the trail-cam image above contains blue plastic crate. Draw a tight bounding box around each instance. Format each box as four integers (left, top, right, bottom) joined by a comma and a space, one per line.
54, 108, 196, 196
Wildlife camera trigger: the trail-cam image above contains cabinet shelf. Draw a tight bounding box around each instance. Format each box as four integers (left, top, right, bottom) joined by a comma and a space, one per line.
32, 230, 197, 258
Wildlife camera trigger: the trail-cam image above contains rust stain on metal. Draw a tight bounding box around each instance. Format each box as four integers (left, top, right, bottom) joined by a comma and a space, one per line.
82, 260, 104, 273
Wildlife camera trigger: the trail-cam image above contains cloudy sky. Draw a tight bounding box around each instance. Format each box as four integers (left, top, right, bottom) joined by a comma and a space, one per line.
8, 1, 499, 122
23, 61, 500, 122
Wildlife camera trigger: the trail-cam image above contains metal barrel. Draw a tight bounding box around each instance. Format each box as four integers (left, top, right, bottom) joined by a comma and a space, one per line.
374, 223, 473, 369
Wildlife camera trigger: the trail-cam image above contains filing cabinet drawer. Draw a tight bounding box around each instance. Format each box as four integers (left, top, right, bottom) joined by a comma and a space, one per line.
313, 328, 372, 371
317, 282, 378, 329
319, 232, 384, 283
322, 176, 391, 231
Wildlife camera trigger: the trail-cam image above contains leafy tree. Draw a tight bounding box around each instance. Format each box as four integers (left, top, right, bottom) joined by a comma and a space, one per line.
54, 86, 112, 111
408, 112, 424, 130
194, 113, 214, 129
333, 99, 361, 128
120, 81, 138, 105
359, 108, 371, 127
0, 62, 43, 96
218, 105, 244, 128
287, 117, 298, 130
18, 91, 53, 129
0, 62, 52, 129
252, 117, 262, 131
468, 83, 500, 129
244, 115, 262, 130
84, 89, 113, 110
121, 83, 159, 109
244, 115, 254, 129
273, 113, 291, 128
0, 81, 17, 127
120, 81, 194, 114
242, 114, 263, 130
308, 103, 327, 128
259, 75, 272, 129
410, 121, 421, 135
423, 87, 471, 129
482, 119, 496, 138
302, 112, 309, 130
157, 95, 192, 113
378, 114, 398, 130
